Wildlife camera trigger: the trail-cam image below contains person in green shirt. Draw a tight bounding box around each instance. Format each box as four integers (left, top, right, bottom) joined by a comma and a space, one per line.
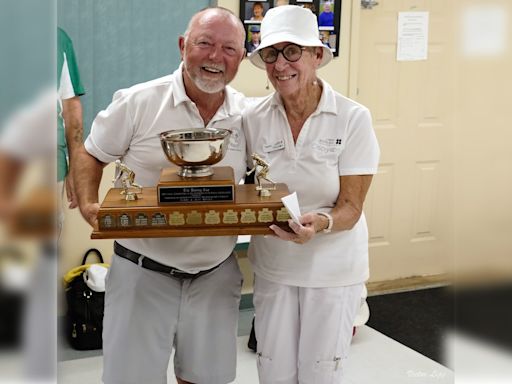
57, 27, 85, 208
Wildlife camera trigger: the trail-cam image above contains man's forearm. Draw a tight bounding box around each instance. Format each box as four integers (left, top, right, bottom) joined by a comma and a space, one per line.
62, 97, 83, 158
73, 145, 105, 206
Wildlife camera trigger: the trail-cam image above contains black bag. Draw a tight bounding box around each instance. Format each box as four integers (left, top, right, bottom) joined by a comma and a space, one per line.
64, 248, 107, 350
0, 247, 26, 349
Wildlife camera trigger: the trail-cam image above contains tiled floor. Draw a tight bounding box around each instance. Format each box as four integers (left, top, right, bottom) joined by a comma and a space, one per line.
57, 325, 454, 384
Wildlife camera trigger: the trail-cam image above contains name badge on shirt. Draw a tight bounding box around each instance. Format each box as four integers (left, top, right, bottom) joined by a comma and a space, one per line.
263, 140, 285, 153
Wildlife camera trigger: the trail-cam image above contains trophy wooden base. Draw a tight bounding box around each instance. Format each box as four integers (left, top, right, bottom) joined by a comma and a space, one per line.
91, 183, 291, 239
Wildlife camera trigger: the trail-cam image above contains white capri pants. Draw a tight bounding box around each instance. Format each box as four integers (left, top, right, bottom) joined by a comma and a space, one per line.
253, 275, 363, 384
102, 253, 243, 384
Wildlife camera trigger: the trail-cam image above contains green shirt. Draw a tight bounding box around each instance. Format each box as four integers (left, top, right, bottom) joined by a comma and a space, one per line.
57, 27, 85, 181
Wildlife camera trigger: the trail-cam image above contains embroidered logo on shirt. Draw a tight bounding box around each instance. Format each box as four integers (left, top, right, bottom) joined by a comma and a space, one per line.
312, 138, 343, 154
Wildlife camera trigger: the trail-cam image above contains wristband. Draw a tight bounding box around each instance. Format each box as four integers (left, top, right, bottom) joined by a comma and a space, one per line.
317, 212, 333, 233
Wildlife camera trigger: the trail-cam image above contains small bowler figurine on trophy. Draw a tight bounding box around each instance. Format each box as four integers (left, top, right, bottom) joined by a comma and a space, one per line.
247, 153, 277, 197
113, 160, 142, 201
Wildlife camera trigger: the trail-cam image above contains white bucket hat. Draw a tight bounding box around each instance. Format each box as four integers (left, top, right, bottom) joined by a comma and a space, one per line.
248, 5, 333, 70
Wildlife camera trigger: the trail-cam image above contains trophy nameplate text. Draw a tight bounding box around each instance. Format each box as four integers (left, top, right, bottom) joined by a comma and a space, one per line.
158, 167, 235, 204
92, 128, 291, 239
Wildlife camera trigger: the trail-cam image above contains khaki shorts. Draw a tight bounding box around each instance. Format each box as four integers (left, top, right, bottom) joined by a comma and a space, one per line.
102, 253, 243, 384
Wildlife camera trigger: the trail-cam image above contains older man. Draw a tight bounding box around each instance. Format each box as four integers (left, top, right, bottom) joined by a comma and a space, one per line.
73, 7, 246, 384
319, 2, 334, 27
246, 25, 261, 53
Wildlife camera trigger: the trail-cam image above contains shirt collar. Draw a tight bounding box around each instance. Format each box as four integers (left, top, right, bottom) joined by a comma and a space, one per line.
270, 79, 338, 116
170, 63, 241, 119
170, 63, 191, 107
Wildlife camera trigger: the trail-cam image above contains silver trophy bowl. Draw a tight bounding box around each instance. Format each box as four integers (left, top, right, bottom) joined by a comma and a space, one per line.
159, 128, 232, 177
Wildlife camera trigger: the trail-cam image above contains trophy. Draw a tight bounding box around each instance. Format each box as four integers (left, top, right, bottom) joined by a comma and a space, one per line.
91, 128, 291, 239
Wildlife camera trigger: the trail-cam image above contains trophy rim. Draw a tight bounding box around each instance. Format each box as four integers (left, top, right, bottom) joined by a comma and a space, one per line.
159, 127, 232, 142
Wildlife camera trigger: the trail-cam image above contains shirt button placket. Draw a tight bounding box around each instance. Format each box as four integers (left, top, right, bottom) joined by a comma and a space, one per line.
189, 103, 205, 128
287, 134, 298, 173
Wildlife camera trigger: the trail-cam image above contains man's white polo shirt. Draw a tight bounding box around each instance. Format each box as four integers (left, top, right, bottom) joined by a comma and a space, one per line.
243, 80, 380, 287
85, 64, 246, 272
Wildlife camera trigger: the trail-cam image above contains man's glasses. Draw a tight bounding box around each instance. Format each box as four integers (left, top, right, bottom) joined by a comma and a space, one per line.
259, 43, 306, 64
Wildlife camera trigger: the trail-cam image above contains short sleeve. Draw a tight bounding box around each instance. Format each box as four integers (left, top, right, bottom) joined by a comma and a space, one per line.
84, 90, 134, 164
57, 28, 85, 99
338, 107, 380, 176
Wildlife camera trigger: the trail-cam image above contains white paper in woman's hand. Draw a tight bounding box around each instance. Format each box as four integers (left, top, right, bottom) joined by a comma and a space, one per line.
281, 192, 302, 225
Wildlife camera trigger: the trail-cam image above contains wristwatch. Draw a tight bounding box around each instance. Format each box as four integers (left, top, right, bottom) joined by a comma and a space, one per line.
317, 212, 333, 233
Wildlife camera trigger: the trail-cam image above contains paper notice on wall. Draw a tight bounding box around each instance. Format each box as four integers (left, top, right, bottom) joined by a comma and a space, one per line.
397, 12, 429, 61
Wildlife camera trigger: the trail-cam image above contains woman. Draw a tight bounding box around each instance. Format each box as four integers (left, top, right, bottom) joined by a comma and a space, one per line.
243, 5, 380, 383
250, 2, 265, 21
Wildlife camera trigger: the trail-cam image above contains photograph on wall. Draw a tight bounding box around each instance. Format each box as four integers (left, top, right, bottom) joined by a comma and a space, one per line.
299, 1, 317, 15
318, 0, 335, 27
243, 1, 270, 23
319, 29, 337, 52
245, 24, 262, 55
240, 0, 341, 57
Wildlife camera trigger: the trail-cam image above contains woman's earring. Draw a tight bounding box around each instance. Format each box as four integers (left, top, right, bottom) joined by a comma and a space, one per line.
265, 78, 270, 90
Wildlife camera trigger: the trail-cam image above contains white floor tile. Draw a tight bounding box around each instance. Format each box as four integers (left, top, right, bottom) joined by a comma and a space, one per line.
343, 326, 453, 384
58, 326, 454, 384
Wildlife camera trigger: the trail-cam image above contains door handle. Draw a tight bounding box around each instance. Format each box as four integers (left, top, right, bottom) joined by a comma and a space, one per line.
361, 0, 379, 9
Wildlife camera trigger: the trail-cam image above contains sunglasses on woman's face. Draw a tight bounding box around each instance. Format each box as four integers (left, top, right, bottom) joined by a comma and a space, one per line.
259, 43, 306, 64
